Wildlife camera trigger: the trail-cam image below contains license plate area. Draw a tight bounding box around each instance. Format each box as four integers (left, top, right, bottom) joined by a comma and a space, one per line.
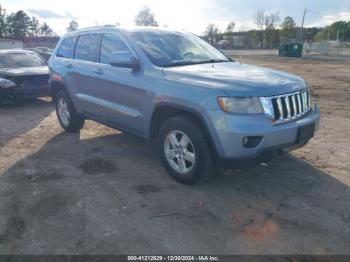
297, 123, 315, 145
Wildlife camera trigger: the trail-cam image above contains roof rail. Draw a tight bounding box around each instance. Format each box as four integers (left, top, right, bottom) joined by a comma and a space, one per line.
78, 25, 117, 31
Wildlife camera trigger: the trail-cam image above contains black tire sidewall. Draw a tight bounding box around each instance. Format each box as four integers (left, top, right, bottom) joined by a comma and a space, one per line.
54, 90, 83, 132
158, 116, 212, 185
55, 90, 71, 129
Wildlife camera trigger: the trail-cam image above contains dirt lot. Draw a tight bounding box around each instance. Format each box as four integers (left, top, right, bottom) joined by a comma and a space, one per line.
0, 56, 349, 255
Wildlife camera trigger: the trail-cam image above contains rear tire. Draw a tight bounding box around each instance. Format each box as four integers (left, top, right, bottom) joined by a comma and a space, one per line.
54, 90, 84, 132
158, 116, 214, 185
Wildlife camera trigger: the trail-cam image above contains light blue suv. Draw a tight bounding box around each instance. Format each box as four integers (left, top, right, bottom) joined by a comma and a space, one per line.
49, 26, 320, 185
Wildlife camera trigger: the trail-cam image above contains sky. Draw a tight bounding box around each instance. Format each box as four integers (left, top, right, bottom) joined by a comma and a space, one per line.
2, 0, 350, 35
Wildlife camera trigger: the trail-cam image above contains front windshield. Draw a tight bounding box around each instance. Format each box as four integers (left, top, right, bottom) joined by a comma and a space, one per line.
0, 53, 46, 68
131, 30, 230, 67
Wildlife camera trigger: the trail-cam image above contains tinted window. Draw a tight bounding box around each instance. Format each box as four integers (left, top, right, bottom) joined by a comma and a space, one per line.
100, 34, 129, 64
0, 53, 46, 68
57, 37, 77, 59
75, 34, 101, 62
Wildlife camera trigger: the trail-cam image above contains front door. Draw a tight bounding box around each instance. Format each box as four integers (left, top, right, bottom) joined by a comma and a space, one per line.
93, 33, 146, 134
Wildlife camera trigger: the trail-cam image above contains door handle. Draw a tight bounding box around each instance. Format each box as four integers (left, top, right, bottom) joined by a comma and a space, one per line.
94, 68, 104, 75
65, 63, 73, 69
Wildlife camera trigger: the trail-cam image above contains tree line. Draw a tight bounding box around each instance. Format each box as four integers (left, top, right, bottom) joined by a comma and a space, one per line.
133, 7, 350, 48
0, 5, 55, 39
0, 4, 159, 40
64, 6, 158, 33
1, 4, 349, 48
65, 6, 159, 31
204, 9, 350, 49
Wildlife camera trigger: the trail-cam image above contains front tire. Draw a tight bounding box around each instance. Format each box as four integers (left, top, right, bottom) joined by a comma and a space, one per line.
158, 116, 214, 185
54, 90, 84, 132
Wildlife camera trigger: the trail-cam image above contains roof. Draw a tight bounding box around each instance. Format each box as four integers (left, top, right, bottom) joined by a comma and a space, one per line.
64, 25, 185, 37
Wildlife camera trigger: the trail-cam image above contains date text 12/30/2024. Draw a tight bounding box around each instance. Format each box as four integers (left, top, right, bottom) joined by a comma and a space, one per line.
128, 256, 219, 261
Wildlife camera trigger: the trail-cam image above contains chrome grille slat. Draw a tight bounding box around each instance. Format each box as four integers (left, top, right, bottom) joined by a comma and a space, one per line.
285, 96, 291, 118
302, 92, 307, 112
297, 94, 302, 115
301, 92, 305, 113
292, 95, 297, 117
267, 90, 311, 124
276, 98, 284, 120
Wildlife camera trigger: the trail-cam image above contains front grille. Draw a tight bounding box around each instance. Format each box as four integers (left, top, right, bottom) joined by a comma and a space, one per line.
262, 90, 311, 124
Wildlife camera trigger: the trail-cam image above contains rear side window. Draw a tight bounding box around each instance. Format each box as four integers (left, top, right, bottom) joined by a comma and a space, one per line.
57, 37, 77, 59
74, 34, 101, 62
100, 34, 129, 64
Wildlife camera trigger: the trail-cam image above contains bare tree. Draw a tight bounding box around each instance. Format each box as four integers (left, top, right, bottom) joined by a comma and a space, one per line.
254, 9, 280, 48
264, 12, 280, 30
254, 9, 265, 47
264, 12, 280, 48
40, 22, 53, 37
204, 23, 221, 45
67, 20, 78, 32
135, 6, 158, 27
254, 9, 265, 30
225, 21, 235, 33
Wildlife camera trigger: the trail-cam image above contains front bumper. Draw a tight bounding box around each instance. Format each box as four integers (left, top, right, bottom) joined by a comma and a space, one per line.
206, 104, 320, 168
0, 87, 15, 103
0, 83, 50, 103
217, 142, 306, 169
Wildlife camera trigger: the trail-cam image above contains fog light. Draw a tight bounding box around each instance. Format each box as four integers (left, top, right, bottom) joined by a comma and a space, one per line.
242, 136, 263, 148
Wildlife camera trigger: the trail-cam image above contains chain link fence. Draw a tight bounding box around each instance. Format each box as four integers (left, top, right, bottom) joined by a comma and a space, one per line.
304, 41, 350, 57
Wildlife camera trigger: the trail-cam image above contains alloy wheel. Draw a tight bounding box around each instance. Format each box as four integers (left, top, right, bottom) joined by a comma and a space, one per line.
164, 130, 196, 174
57, 97, 70, 127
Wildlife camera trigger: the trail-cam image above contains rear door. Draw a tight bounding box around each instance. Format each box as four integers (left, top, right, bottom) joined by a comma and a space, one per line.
52, 35, 77, 97
70, 33, 104, 118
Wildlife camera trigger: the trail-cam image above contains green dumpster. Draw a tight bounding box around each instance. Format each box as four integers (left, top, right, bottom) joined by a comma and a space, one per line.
279, 43, 303, 58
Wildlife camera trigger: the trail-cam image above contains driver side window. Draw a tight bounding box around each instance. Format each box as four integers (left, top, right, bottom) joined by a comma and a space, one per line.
100, 34, 130, 65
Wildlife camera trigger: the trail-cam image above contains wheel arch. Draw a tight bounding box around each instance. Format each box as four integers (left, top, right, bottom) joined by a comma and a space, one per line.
50, 80, 80, 114
50, 80, 66, 99
150, 103, 220, 157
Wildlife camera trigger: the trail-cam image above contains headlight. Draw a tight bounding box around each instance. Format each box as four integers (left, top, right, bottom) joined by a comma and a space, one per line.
217, 97, 264, 114
0, 78, 15, 89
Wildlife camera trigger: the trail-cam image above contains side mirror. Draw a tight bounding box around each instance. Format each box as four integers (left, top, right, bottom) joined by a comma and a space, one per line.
109, 51, 140, 70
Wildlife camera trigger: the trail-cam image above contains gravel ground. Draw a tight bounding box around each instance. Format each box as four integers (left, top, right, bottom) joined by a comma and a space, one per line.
0, 56, 349, 255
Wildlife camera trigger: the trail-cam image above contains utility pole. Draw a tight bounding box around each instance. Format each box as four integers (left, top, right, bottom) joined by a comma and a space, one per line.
336, 29, 340, 56
300, 8, 307, 43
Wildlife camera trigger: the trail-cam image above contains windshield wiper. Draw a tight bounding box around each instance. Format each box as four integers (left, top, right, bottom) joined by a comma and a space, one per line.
162, 59, 229, 68
162, 61, 200, 67
196, 59, 229, 64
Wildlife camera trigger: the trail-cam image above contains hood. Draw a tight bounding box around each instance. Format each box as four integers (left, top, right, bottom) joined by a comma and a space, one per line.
0, 66, 49, 77
163, 62, 306, 97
